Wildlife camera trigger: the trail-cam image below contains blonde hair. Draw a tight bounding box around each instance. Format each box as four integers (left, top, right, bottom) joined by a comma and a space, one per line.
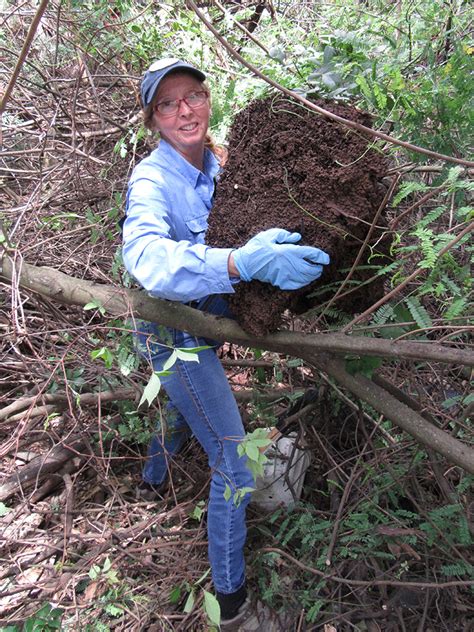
142, 75, 227, 166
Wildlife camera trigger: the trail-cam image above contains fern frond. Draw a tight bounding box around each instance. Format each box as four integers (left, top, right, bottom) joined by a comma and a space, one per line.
372, 303, 395, 326
445, 166, 474, 191
392, 181, 429, 207
440, 274, 462, 296
445, 298, 471, 321
441, 562, 474, 578
412, 226, 438, 269
373, 83, 387, 109
418, 206, 445, 229
404, 297, 433, 329
446, 166, 463, 185
375, 261, 400, 276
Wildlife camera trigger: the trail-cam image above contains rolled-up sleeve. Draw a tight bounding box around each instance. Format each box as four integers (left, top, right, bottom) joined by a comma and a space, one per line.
123, 173, 235, 302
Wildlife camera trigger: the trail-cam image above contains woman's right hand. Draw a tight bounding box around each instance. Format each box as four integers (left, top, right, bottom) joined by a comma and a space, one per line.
231, 228, 330, 290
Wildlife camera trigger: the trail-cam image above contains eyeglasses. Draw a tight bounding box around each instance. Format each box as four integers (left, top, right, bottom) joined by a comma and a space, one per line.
154, 90, 209, 116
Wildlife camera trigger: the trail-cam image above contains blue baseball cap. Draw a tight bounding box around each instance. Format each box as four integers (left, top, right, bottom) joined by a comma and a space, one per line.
140, 58, 206, 108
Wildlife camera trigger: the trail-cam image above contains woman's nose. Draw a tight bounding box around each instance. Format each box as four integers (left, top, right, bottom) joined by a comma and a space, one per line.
178, 99, 193, 115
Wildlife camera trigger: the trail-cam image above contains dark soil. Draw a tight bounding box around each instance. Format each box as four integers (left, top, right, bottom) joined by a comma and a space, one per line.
206, 94, 390, 334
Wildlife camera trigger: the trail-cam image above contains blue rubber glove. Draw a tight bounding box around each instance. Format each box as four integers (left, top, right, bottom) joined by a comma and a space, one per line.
233, 228, 330, 290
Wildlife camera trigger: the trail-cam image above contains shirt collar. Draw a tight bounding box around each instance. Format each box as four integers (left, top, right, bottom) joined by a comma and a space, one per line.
153, 139, 220, 187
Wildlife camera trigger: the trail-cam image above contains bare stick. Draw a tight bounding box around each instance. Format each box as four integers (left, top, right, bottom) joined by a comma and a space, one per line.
1, 256, 473, 367
260, 547, 474, 588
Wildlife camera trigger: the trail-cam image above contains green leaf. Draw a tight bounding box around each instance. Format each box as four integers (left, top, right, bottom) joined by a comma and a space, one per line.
169, 585, 181, 604
269, 46, 285, 62
162, 350, 177, 372
245, 442, 260, 462
442, 394, 461, 410
250, 438, 272, 448
175, 349, 199, 363
0, 502, 10, 517
345, 355, 383, 377
183, 590, 195, 614
189, 500, 205, 521
321, 72, 337, 88
224, 484, 232, 502
139, 372, 162, 407
89, 564, 100, 580
233, 487, 255, 507
90, 347, 114, 369
83, 300, 106, 315
195, 568, 211, 585
23, 603, 63, 631
203, 590, 221, 626
287, 358, 303, 367
323, 45, 335, 64
181, 345, 211, 353
248, 427, 272, 441
104, 603, 123, 617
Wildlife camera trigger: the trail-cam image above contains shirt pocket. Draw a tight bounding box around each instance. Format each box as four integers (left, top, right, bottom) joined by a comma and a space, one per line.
184, 214, 208, 244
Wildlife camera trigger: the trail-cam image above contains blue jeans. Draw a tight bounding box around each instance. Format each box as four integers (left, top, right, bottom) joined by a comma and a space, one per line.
135, 296, 254, 595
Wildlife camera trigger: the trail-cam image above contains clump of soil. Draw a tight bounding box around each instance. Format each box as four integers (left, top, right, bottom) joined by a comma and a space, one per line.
206, 94, 390, 335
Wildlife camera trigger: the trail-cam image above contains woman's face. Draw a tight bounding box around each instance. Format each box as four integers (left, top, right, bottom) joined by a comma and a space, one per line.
152, 72, 210, 168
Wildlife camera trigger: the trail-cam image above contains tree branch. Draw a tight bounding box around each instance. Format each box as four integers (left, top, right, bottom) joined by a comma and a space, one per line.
2, 256, 473, 473
310, 355, 474, 474
1, 257, 472, 367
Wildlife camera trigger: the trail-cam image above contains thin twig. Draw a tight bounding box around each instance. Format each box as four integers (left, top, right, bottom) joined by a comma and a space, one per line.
260, 547, 474, 588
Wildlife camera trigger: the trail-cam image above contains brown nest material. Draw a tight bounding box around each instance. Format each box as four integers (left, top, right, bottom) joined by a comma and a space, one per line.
206, 94, 390, 334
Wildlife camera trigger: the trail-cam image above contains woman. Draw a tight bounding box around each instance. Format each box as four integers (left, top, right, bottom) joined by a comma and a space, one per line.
122, 58, 329, 629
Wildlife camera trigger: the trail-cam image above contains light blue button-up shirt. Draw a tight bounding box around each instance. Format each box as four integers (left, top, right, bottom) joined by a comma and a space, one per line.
123, 139, 236, 303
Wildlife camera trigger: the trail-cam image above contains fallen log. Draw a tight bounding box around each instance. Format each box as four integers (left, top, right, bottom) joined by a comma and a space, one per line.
1, 257, 472, 367
2, 256, 473, 473
0, 436, 88, 502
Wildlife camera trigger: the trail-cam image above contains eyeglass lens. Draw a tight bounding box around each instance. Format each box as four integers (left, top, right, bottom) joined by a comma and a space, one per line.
156, 91, 207, 115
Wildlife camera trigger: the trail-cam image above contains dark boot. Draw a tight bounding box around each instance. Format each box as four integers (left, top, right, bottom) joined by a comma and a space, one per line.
220, 598, 293, 631
135, 480, 168, 501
